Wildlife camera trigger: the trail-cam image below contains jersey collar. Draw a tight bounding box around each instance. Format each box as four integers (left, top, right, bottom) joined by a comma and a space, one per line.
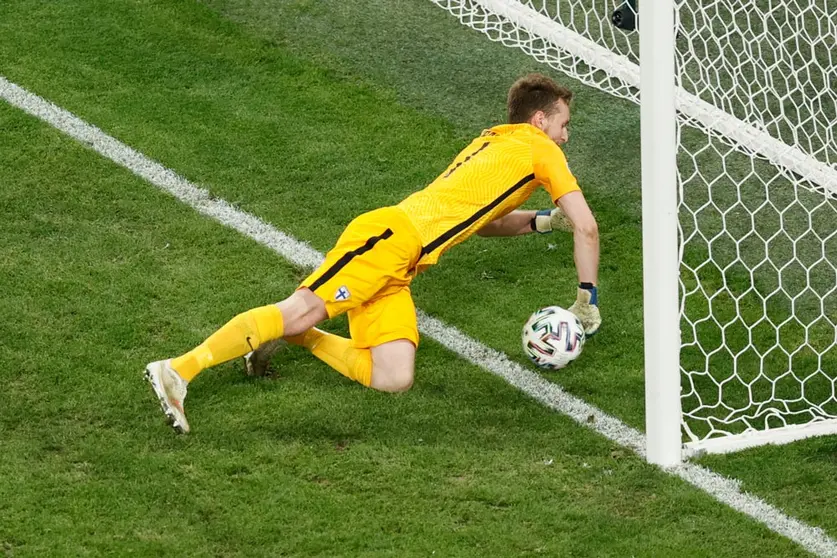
484, 122, 550, 140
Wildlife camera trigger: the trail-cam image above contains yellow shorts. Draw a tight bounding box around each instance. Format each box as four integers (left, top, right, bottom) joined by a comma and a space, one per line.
300, 207, 422, 349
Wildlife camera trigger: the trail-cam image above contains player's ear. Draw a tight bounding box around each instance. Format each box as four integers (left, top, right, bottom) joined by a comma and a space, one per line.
530, 110, 546, 129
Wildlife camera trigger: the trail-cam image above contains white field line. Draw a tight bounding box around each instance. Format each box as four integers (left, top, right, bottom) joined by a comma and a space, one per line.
2, 75, 835, 557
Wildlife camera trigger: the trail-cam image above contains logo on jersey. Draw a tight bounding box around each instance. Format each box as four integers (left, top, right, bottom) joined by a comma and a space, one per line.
335, 286, 351, 301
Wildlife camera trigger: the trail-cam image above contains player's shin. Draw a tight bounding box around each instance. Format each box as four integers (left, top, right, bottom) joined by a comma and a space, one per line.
298, 328, 373, 387
171, 304, 285, 381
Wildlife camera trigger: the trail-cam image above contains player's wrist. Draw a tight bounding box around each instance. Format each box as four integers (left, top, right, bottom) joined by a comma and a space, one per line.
578, 282, 598, 305
532, 209, 553, 233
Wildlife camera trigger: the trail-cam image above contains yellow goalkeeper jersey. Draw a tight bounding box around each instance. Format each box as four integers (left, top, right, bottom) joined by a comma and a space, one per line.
398, 123, 580, 270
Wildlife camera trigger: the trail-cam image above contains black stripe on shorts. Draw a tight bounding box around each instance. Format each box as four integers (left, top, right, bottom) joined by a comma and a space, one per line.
307, 228, 394, 292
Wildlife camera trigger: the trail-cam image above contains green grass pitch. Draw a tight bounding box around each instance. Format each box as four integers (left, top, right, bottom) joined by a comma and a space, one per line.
0, 0, 835, 556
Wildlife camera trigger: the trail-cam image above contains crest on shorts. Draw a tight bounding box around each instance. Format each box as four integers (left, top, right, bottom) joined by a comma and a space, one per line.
335, 285, 351, 301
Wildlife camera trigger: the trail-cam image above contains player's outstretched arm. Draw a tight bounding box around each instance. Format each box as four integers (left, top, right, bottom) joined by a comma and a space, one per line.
557, 191, 601, 336
477, 208, 573, 237
476, 210, 539, 237
557, 191, 598, 284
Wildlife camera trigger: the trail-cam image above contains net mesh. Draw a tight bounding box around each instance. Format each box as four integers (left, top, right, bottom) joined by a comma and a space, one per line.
431, 0, 837, 446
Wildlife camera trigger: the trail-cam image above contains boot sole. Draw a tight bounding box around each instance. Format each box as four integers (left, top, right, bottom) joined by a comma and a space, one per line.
144, 365, 189, 434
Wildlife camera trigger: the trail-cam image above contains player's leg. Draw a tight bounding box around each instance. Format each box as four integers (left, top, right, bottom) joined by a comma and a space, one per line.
284, 327, 375, 386
144, 288, 326, 433
285, 286, 418, 392
365, 290, 418, 391
369, 339, 416, 392
283, 329, 415, 392
169, 288, 326, 381
146, 206, 418, 432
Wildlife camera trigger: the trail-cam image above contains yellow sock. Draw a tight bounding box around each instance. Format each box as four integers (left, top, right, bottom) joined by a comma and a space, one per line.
296, 328, 372, 387
171, 304, 284, 382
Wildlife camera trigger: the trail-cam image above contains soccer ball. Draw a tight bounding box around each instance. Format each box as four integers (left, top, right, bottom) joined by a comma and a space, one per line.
522, 306, 585, 370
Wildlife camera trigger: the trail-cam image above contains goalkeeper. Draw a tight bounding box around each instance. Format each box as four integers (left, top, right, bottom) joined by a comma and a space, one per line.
145, 73, 600, 434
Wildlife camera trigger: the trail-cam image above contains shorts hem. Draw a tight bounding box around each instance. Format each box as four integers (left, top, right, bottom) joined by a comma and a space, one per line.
353, 331, 419, 350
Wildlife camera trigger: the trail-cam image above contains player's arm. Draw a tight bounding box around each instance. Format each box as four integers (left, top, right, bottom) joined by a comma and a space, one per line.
534, 139, 601, 336
557, 190, 601, 336
557, 190, 598, 285
477, 206, 574, 237
477, 210, 537, 237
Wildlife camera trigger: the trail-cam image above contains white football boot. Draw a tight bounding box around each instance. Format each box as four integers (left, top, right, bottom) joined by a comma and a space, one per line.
243, 338, 285, 377
144, 359, 190, 434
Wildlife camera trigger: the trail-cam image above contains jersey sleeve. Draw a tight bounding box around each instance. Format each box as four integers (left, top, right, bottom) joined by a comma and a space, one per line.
532, 137, 580, 203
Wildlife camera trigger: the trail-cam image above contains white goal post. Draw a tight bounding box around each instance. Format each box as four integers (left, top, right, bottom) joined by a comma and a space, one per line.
430, 0, 837, 465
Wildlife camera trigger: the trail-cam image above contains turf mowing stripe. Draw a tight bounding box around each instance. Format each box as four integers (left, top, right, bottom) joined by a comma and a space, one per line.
2, 75, 835, 558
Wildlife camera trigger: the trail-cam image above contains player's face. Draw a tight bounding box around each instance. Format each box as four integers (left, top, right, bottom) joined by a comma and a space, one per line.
535, 100, 571, 145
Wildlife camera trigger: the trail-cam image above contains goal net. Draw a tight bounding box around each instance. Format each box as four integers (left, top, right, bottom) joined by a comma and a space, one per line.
431, 0, 837, 457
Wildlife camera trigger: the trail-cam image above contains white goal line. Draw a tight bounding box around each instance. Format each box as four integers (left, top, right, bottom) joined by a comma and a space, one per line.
2, 75, 836, 558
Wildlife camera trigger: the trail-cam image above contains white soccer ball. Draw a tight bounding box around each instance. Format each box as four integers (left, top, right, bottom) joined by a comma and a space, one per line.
522, 306, 585, 370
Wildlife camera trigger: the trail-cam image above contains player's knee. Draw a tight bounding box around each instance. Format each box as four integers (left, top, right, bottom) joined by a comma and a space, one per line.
391, 366, 414, 392
372, 363, 414, 393
369, 338, 416, 392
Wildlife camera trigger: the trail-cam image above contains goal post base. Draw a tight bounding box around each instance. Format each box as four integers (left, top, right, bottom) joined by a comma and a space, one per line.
683, 420, 837, 459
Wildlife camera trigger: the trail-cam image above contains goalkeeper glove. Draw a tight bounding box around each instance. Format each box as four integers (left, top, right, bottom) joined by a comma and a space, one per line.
531, 207, 573, 234
569, 282, 601, 337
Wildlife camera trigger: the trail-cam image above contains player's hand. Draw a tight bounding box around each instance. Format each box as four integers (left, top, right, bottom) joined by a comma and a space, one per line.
569, 283, 601, 337
533, 207, 573, 233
